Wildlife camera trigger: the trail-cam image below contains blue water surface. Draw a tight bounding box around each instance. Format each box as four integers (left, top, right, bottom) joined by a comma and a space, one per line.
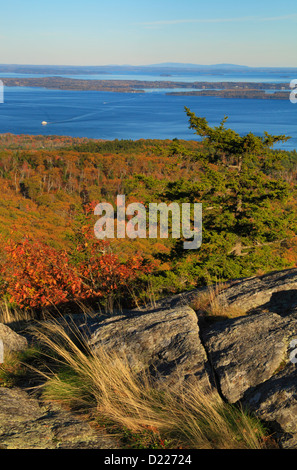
0, 85, 296, 150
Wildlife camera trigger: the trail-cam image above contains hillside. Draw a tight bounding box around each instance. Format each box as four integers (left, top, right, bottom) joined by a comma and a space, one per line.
1, 110, 297, 314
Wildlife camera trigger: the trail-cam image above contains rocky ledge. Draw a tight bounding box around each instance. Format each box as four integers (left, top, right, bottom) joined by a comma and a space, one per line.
1, 267, 297, 449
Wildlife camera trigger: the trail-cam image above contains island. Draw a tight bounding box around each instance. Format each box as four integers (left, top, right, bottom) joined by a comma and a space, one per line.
0, 76, 290, 99
166, 89, 290, 99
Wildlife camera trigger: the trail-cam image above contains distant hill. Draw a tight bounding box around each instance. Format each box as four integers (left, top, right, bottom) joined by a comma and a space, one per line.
0, 63, 296, 75
148, 63, 250, 69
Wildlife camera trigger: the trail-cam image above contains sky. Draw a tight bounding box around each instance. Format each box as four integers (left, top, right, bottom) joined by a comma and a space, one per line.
0, 0, 296, 67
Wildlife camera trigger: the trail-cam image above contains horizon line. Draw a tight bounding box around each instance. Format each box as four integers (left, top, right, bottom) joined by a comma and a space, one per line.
1, 62, 297, 69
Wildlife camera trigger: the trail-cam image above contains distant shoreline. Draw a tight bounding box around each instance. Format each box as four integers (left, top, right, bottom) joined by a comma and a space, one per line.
1, 76, 290, 99
166, 90, 289, 100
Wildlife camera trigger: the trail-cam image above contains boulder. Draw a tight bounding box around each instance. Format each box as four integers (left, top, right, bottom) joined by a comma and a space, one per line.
214, 268, 297, 314
0, 387, 119, 449
143, 268, 297, 315
0, 323, 28, 360
202, 310, 297, 403
80, 304, 212, 389
199, 280, 297, 449
242, 363, 297, 448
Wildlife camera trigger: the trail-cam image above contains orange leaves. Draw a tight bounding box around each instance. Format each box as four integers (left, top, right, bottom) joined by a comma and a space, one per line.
75, 234, 153, 297
0, 238, 86, 309
0, 231, 154, 311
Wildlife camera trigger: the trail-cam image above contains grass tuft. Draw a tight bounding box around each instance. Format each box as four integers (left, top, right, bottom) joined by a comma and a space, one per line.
30, 319, 274, 449
190, 283, 245, 321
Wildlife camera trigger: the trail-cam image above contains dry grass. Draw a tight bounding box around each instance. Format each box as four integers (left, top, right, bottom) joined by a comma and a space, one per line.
30, 319, 272, 449
0, 299, 35, 325
190, 283, 245, 320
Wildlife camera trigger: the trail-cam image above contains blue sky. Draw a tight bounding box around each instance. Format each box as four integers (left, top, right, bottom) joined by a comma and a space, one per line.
1, 0, 296, 67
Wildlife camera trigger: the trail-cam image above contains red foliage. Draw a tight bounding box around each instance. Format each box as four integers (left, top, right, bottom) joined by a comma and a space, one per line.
74, 205, 154, 297
0, 230, 154, 310
0, 238, 87, 308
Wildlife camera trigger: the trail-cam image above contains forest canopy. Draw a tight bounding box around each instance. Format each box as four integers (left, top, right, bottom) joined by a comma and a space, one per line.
0, 111, 297, 315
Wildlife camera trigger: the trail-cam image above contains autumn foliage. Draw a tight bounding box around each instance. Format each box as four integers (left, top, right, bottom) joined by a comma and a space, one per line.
0, 238, 86, 308
1, 124, 297, 316
0, 207, 154, 312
